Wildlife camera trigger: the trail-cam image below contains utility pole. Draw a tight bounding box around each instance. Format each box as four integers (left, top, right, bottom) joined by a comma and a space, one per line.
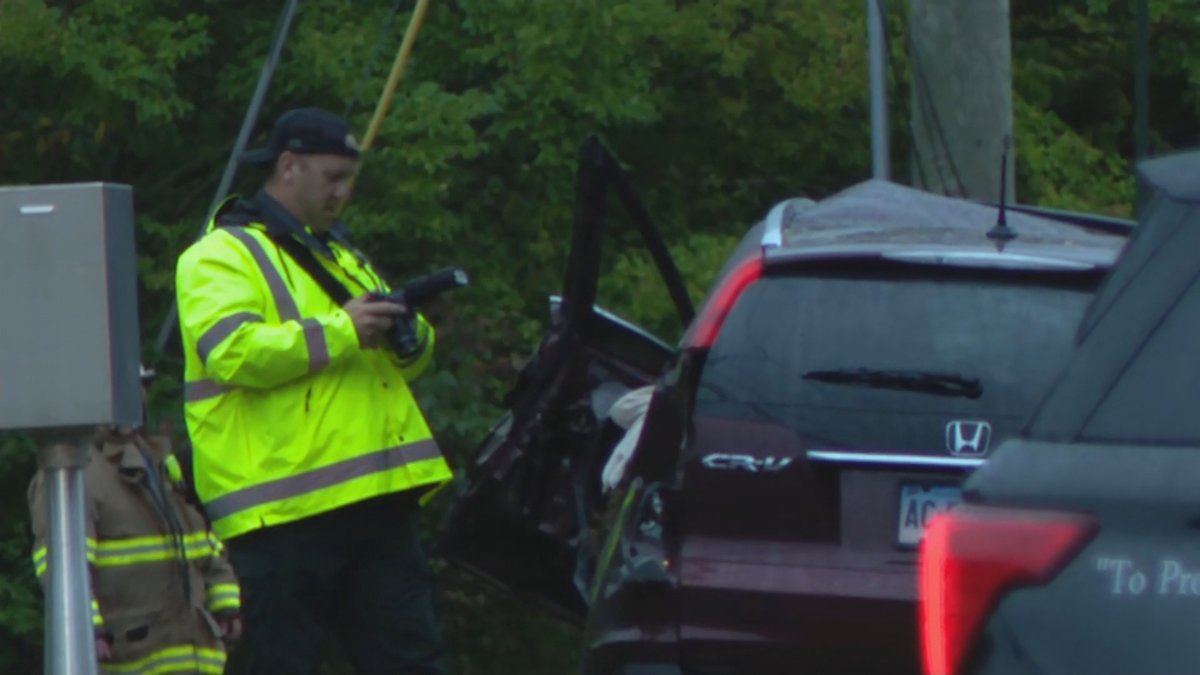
909, 0, 1014, 202
868, 0, 890, 180
1134, 0, 1150, 215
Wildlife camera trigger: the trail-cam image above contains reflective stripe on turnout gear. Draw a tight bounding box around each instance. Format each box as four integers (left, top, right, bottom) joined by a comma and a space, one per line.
98, 644, 226, 674
34, 532, 221, 572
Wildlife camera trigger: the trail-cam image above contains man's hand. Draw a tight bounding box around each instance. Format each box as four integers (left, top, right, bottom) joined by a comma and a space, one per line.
95, 637, 112, 661
343, 294, 406, 349
217, 615, 243, 643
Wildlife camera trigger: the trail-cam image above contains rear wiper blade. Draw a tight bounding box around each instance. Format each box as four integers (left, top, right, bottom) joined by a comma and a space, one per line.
802, 369, 983, 399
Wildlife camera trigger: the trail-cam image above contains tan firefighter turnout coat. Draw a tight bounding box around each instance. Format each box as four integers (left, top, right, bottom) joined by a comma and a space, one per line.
29, 429, 240, 674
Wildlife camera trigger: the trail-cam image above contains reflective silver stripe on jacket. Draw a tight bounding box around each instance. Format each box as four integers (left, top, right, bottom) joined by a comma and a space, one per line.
204, 439, 442, 520
301, 318, 330, 372
196, 312, 263, 364
222, 227, 331, 373
185, 380, 229, 403
224, 228, 300, 321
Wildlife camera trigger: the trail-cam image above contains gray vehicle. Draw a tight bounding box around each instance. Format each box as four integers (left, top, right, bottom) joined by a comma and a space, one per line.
918, 149, 1200, 675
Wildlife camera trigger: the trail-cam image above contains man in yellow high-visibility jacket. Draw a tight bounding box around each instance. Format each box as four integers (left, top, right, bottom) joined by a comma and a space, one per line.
175, 107, 452, 674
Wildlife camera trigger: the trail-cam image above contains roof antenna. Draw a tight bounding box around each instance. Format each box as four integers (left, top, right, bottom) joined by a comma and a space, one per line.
987, 134, 1017, 250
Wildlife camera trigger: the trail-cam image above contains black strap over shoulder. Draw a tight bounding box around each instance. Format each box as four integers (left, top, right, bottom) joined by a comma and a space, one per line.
269, 232, 354, 306
215, 195, 355, 307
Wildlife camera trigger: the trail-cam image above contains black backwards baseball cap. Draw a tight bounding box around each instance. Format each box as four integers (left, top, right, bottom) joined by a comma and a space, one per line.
239, 107, 362, 168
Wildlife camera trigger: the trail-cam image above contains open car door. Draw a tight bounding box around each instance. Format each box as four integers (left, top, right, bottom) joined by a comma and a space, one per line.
436, 137, 694, 620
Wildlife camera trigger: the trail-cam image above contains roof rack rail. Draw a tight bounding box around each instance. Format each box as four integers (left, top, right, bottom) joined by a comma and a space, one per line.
999, 204, 1136, 236
761, 197, 817, 248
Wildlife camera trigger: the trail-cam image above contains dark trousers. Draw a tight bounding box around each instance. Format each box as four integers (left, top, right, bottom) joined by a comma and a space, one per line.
227, 494, 445, 675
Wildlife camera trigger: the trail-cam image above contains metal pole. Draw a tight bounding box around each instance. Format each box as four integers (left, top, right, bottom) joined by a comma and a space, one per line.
153, 0, 301, 357
41, 438, 97, 675
868, 0, 891, 180
346, 0, 434, 196
1134, 0, 1150, 216
361, 0, 433, 152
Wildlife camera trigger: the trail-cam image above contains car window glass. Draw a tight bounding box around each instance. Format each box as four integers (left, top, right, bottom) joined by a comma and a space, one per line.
695, 274, 1094, 452
1076, 198, 1197, 342
1080, 265, 1200, 444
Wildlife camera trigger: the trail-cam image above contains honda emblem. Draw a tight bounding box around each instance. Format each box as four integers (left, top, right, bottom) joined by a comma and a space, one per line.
945, 420, 992, 456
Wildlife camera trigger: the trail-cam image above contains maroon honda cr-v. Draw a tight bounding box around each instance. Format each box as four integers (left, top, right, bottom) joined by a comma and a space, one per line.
438, 138, 1130, 674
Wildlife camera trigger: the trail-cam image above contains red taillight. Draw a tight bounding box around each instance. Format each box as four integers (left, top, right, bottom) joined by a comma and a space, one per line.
918, 505, 1097, 675
682, 255, 763, 349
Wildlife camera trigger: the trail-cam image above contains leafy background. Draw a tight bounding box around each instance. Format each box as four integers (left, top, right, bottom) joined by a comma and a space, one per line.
1, 0, 1196, 672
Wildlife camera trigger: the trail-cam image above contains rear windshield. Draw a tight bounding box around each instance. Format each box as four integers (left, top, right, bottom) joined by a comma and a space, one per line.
695, 272, 1096, 453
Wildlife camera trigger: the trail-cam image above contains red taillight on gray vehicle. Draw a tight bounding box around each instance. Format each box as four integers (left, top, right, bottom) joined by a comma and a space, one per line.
918, 505, 1098, 675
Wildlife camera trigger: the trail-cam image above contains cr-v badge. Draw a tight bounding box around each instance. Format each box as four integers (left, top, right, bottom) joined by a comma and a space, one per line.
945, 420, 992, 456
701, 453, 793, 472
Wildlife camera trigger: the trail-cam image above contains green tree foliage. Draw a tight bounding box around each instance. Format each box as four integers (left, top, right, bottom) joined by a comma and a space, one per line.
1, 0, 1196, 672
1009, 0, 1200, 213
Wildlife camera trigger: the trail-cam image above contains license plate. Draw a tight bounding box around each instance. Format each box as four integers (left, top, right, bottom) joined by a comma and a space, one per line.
897, 483, 962, 546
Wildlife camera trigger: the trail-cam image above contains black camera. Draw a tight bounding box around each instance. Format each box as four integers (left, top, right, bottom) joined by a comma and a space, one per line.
373, 267, 469, 357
